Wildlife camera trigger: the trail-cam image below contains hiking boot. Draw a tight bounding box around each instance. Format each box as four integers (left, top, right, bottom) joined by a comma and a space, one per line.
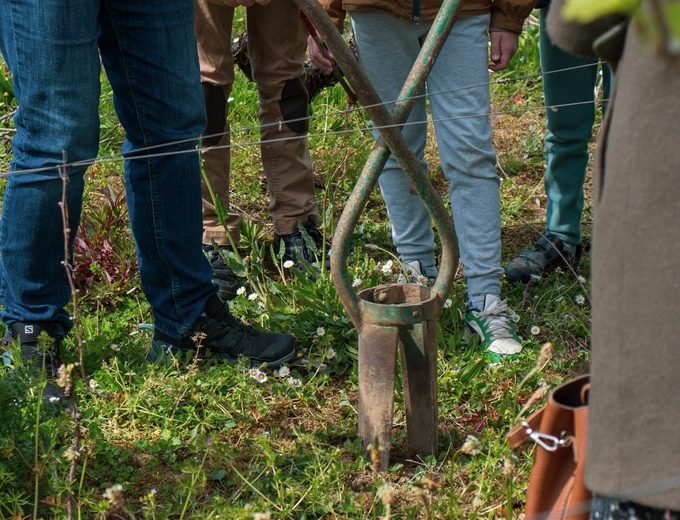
397, 260, 437, 286
2, 322, 66, 404
151, 295, 296, 368
505, 235, 582, 284
465, 295, 522, 362
203, 245, 245, 301
274, 222, 329, 269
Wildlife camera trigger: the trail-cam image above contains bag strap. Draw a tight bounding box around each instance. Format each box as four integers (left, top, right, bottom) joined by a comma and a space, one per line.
580, 383, 591, 405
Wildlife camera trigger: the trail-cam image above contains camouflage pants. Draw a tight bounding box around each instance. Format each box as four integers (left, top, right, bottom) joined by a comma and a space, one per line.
592, 496, 680, 520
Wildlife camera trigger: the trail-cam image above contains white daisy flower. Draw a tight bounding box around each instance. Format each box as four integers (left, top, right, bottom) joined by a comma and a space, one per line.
247, 292, 258, 301
236, 286, 246, 296
352, 278, 362, 288
283, 260, 295, 269
248, 368, 268, 383
103, 484, 123, 504
277, 366, 290, 378
574, 294, 585, 305
316, 327, 325, 337
577, 275, 586, 283
530, 325, 541, 336
381, 260, 394, 275
444, 298, 453, 309
287, 377, 302, 388
325, 348, 336, 360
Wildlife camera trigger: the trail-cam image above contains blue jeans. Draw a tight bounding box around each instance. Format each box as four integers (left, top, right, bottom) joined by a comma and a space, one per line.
0, 0, 216, 339
352, 11, 502, 309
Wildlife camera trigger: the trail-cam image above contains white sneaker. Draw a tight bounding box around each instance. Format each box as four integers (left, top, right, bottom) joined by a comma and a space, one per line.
465, 294, 522, 361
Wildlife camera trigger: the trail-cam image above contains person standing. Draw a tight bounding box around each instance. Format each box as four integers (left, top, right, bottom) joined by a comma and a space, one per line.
311, 0, 534, 360
547, 1, 680, 516
505, 0, 611, 283
196, 0, 325, 300
0, 0, 295, 402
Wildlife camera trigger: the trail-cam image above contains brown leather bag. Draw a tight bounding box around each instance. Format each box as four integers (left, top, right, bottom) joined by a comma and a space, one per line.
507, 375, 591, 520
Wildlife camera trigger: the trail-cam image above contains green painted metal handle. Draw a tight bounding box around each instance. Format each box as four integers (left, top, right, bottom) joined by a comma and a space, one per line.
294, 0, 462, 329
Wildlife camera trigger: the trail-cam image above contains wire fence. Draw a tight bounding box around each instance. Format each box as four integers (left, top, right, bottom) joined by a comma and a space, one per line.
0, 62, 608, 180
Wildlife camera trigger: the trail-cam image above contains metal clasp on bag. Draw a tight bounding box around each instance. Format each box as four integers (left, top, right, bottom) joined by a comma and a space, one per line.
521, 421, 573, 452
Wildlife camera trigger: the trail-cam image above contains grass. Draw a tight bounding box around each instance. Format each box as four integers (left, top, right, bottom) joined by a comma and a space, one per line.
0, 20, 601, 519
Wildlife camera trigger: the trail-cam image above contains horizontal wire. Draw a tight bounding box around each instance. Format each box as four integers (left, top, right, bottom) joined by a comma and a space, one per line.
0, 62, 604, 179
0, 97, 607, 179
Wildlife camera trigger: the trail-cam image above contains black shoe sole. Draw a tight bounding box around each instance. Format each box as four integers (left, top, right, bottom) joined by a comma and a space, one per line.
149, 340, 296, 369
221, 346, 296, 369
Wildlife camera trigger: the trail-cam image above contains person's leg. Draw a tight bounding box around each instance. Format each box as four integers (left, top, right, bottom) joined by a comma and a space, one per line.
195, 0, 241, 247
99, 0, 295, 367
194, 0, 243, 300
351, 10, 437, 275
0, 0, 100, 400
541, 7, 599, 247
428, 14, 520, 358
505, 9, 600, 284
98, 0, 216, 340
0, 0, 99, 335
248, 0, 318, 237
427, 14, 502, 309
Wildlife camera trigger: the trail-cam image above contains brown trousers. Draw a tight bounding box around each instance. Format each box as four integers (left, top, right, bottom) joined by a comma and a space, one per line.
195, 0, 318, 244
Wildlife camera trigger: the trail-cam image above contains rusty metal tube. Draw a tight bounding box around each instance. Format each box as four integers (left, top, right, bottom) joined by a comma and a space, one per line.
293, 0, 464, 470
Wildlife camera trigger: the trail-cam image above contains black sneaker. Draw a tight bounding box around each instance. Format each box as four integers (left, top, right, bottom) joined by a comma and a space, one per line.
151, 295, 296, 368
274, 222, 329, 269
2, 322, 66, 404
203, 245, 245, 301
505, 235, 582, 284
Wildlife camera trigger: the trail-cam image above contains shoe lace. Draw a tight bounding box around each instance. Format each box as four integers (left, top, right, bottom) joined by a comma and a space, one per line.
476, 299, 515, 340
208, 306, 259, 340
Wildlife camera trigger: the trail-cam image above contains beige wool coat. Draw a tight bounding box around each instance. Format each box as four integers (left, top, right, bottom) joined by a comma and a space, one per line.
548, 1, 680, 511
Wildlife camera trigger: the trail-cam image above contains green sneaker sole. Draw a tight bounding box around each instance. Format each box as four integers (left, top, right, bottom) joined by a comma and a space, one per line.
463, 326, 521, 363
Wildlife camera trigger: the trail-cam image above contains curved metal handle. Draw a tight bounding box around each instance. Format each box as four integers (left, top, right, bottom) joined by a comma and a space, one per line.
294, 0, 462, 328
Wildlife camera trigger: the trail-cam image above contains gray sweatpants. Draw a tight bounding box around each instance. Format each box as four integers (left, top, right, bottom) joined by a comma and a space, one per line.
352, 10, 502, 308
